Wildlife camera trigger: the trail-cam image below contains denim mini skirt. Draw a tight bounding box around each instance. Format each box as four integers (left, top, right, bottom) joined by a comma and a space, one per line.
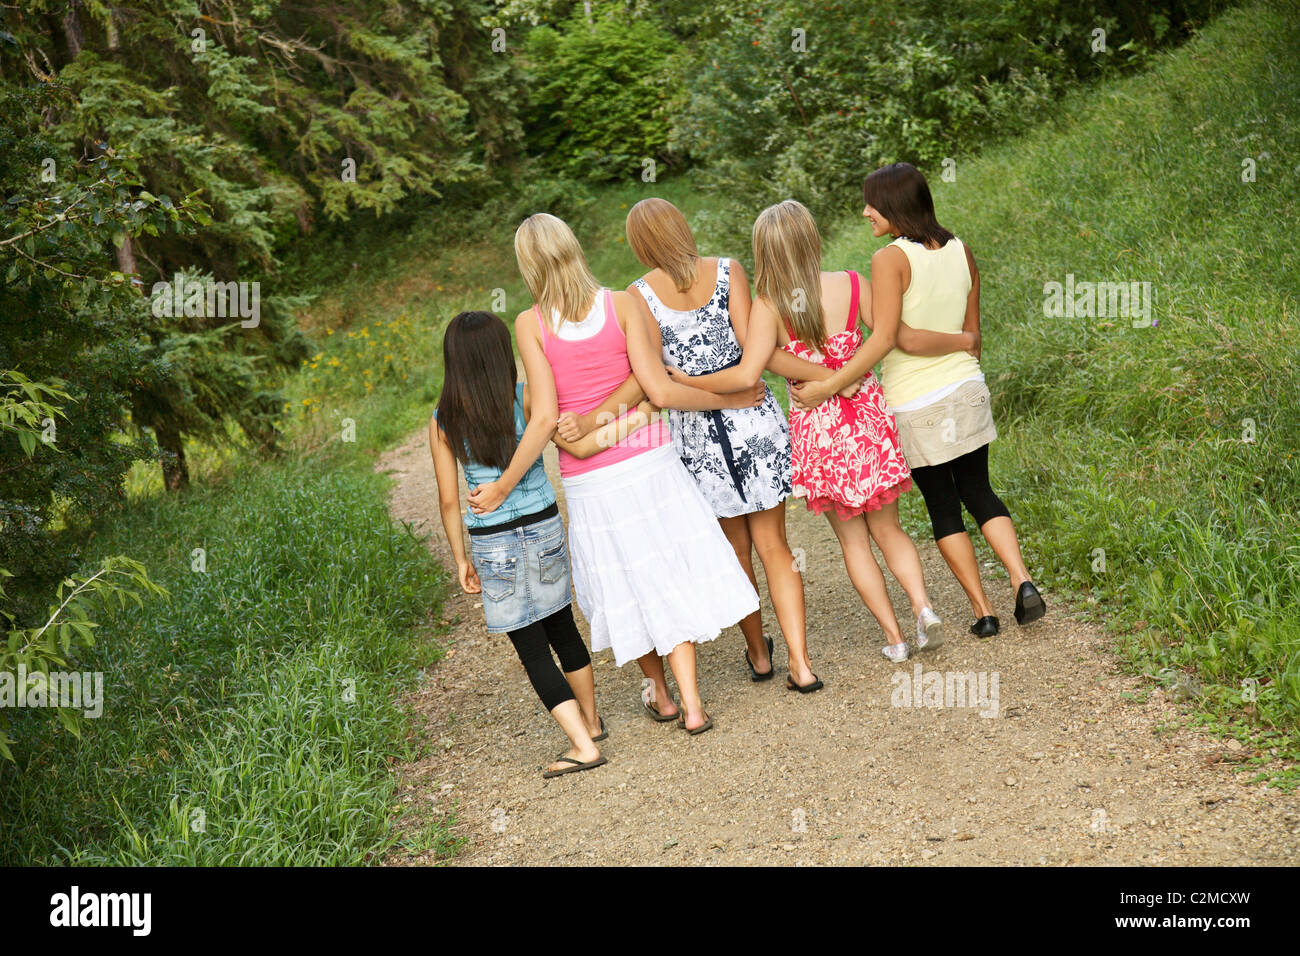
468, 511, 572, 633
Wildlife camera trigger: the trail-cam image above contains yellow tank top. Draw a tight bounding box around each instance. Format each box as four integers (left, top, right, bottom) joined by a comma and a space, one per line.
879, 237, 982, 408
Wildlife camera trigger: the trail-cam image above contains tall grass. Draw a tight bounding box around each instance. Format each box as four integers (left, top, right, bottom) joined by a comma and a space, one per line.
0, 452, 451, 864
823, 0, 1300, 762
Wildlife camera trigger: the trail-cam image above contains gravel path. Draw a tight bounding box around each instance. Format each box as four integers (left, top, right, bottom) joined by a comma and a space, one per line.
379, 428, 1298, 866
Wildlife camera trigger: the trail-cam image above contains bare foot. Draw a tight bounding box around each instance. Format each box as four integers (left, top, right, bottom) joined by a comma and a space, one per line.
746, 640, 773, 676
787, 658, 816, 686
679, 707, 710, 733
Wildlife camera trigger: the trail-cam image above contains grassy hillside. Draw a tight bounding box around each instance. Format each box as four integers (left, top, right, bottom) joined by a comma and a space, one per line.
823, 0, 1300, 772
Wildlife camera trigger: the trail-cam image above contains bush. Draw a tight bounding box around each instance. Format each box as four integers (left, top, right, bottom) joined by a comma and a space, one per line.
522, 10, 679, 182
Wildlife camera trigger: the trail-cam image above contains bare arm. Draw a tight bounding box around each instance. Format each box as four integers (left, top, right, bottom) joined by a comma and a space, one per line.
896, 324, 976, 356
963, 243, 982, 359
681, 294, 830, 391
620, 290, 764, 410
429, 418, 481, 595
466, 309, 558, 515
557, 372, 646, 442
555, 400, 658, 459
790, 247, 905, 405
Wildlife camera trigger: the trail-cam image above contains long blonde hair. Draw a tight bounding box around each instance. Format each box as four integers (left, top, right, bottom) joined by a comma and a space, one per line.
514, 213, 601, 332
752, 200, 825, 350
625, 198, 699, 292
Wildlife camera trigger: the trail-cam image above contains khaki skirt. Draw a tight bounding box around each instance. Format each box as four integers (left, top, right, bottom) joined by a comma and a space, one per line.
892, 379, 998, 468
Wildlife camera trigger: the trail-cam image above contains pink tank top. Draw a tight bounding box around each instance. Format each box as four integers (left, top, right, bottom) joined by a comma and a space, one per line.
538, 290, 670, 478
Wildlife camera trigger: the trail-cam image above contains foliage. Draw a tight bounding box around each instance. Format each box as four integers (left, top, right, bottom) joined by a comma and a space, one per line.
0, 372, 165, 760
521, 9, 679, 181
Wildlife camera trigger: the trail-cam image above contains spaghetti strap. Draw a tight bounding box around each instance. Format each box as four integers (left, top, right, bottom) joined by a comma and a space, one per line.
845, 270, 860, 332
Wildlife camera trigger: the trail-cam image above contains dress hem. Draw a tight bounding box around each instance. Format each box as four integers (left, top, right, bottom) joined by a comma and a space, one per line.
797, 478, 912, 520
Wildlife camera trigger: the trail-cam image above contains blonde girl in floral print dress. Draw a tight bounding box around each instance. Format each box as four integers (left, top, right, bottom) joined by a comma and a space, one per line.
759, 200, 944, 662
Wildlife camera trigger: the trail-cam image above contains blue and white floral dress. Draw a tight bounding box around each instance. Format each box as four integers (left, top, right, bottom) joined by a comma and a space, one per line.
633, 257, 792, 518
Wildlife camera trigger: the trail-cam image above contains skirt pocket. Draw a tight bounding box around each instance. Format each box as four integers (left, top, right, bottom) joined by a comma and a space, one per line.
475, 553, 518, 603
895, 380, 997, 468
538, 539, 569, 585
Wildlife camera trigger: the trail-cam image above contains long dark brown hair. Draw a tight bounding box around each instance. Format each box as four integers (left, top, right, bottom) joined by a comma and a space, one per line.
436, 311, 518, 470
862, 162, 955, 249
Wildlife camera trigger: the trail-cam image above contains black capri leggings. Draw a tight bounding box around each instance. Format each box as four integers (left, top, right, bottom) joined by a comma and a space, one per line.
506, 604, 591, 712
908, 444, 1012, 541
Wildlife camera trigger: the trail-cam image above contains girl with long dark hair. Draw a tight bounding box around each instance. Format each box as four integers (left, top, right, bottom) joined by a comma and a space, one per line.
432, 310, 650, 777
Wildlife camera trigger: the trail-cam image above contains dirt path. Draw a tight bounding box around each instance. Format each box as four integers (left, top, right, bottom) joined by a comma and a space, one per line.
379, 429, 1298, 866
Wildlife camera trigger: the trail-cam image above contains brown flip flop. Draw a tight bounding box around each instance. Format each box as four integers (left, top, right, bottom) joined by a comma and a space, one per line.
644, 698, 679, 723
542, 754, 608, 779
676, 711, 714, 736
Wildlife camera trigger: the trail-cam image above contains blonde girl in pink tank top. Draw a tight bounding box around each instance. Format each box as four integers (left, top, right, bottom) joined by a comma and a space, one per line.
502, 213, 763, 736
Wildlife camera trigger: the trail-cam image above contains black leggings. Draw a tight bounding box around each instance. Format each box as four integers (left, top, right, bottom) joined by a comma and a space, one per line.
908, 444, 1012, 541
506, 604, 591, 712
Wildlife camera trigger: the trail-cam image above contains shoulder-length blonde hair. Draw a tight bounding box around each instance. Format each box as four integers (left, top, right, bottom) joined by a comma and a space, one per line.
752, 200, 825, 350
625, 198, 699, 292
514, 213, 602, 332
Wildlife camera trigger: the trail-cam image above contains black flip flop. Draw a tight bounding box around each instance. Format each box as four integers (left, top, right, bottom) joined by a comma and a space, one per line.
542, 754, 608, 779
746, 634, 776, 682
591, 717, 608, 742
644, 698, 679, 723
676, 711, 714, 736
786, 674, 824, 694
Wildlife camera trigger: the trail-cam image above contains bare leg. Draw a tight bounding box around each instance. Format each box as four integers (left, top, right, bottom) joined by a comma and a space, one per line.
719, 514, 770, 674
979, 516, 1032, 593
825, 510, 905, 644
748, 503, 814, 684
864, 499, 932, 617
934, 531, 995, 618
636, 651, 678, 718
547, 699, 600, 772
561, 663, 601, 738
666, 641, 708, 732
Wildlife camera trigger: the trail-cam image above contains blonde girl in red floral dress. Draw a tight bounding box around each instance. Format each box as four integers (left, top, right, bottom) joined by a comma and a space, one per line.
760, 200, 944, 661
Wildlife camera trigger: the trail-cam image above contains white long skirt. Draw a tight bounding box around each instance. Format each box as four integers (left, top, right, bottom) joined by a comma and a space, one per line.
562, 444, 760, 666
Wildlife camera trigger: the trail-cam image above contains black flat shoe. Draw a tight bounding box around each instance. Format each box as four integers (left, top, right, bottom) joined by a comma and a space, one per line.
745, 634, 776, 682
1014, 582, 1046, 626
970, 615, 1000, 638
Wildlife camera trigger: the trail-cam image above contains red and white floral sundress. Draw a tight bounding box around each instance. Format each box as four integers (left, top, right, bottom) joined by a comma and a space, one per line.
782, 270, 912, 519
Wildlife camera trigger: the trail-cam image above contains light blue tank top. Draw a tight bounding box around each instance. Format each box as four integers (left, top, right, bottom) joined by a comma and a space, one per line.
441, 383, 556, 530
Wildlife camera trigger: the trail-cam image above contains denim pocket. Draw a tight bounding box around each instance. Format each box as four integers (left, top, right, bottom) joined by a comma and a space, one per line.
538, 539, 569, 585
477, 555, 518, 603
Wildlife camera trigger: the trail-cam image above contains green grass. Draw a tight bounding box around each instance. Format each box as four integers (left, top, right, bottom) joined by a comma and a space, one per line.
0, 449, 449, 864
821, 0, 1300, 779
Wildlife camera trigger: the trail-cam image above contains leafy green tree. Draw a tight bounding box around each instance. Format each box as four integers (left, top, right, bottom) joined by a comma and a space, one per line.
522, 9, 678, 181
2, 1, 525, 493
0, 80, 201, 615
